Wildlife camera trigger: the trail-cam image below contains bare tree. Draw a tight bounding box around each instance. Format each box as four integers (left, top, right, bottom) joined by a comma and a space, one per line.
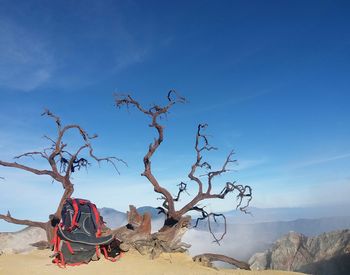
0, 110, 124, 241
114, 91, 252, 261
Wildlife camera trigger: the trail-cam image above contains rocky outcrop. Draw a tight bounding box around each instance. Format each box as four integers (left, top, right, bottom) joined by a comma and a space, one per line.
0, 226, 46, 255
249, 229, 350, 275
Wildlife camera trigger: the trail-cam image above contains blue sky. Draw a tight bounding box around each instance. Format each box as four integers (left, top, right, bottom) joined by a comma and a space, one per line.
1, 0, 350, 231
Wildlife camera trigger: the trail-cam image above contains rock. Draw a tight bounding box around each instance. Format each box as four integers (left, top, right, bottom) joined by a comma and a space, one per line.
119, 242, 131, 252
249, 229, 350, 275
0, 226, 47, 255
270, 231, 312, 271
248, 252, 269, 270
30, 240, 50, 250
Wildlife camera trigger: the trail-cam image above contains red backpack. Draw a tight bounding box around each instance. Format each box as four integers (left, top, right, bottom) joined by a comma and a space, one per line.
51, 198, 122, 267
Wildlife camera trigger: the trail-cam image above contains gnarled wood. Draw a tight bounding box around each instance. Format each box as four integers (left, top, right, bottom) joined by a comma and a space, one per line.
112, 205, 152, 244
111, 207, 191, 258
127, 205, 152, 235
193, 253, 251, 270
0, 212, 47, 229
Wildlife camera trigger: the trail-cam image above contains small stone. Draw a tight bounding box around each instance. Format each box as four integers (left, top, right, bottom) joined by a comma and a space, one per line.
120, 242, 130, 252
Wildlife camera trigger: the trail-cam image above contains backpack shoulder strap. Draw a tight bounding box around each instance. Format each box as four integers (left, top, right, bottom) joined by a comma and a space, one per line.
87, 202, 102, 237
69, 198, 80, 231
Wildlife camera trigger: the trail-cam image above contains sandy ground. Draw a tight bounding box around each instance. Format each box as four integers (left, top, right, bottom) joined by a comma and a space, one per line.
0, 249, 308, 275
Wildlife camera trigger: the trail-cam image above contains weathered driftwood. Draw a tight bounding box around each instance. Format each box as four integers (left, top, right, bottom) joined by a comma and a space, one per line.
111, 205, 191, 258
193, 253, 251, 270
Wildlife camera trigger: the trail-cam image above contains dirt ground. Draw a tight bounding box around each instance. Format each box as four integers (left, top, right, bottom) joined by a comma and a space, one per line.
0, 249, 308, 275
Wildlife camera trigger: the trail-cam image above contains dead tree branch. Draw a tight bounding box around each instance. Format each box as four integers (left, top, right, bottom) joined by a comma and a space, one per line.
170, 124, 252, 243
193, 253, 250, 270
0, 110, 124, 240
0, 211, 47, 229
173, 182, 189, 202
191, 206, 227, 244
115, 91, 185, 216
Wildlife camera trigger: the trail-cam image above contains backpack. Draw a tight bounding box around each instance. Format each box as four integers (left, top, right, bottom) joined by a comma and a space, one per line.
51, 198, 122, 267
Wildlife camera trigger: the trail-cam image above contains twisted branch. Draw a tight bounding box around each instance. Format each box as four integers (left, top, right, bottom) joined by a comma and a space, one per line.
176, 124, 251, 216
191, 206, 227, 244
115, 91, 185, 216
0, 211, 47, 229
173, 124, 252, 243
173, 182, 189, 202
0, 110, 124, 238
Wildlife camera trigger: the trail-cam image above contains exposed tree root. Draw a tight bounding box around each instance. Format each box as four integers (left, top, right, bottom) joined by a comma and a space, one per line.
193, 253, 251, 270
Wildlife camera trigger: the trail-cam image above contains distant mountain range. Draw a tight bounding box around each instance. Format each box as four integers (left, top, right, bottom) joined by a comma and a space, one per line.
223, 204, 350, 224
99, 207, 127, 229
195, 215, 350, 237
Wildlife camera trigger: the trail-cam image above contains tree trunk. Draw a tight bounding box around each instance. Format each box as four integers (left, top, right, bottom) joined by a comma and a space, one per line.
111, 206, 191, 258
0, 213, 54, 244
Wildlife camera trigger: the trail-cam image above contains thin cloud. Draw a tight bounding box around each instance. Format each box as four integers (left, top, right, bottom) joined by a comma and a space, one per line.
113, 47, 149, 73
205, 89, 272, 112
0, 19, 53, 91
236, 158, 267, 171
0, 16, 151, 92
293, 153, 350, 169
181, 89, 274, 117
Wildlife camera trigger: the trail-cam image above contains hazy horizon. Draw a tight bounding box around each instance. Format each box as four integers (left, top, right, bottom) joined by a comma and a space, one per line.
2, 203, 350, 232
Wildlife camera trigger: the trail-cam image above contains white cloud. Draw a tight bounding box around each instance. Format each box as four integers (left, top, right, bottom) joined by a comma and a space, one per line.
236, 158, 267, 171
291, 152, 350, 169
113, 47, 149, 72
0, 10, 153, 92
192, 89, 274, 115
0, 19, 53, 91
